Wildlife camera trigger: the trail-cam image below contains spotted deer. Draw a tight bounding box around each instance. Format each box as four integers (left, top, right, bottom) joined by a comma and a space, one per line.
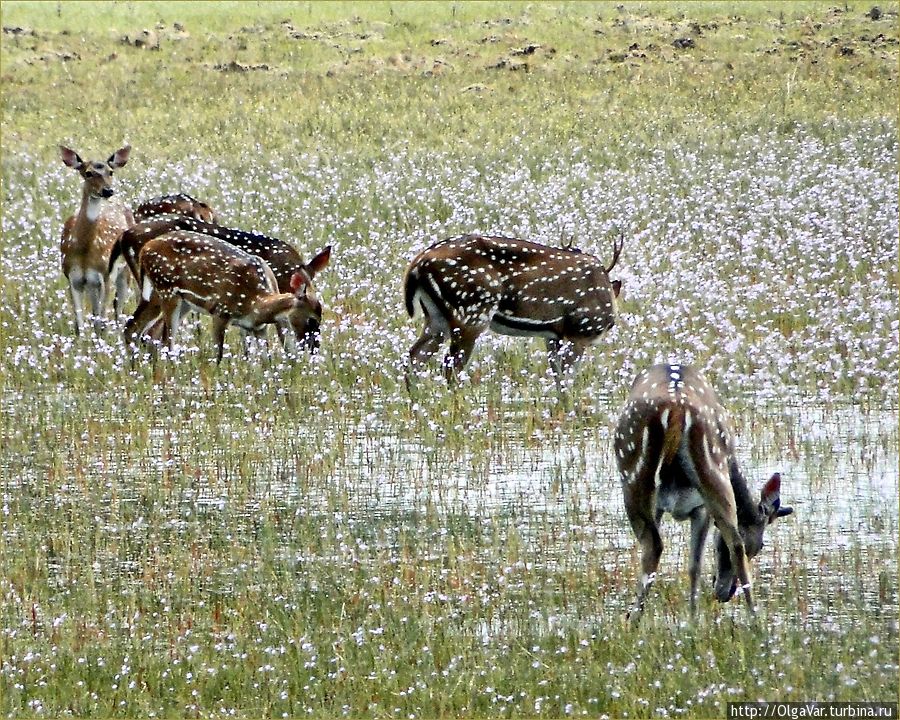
134, 193, 218, 223
120, 217, 330, 351
137, 230, 328, 362
614, 364, 794, 620
404, 234, 623, 382
109, 196, 219, 290
59, 145, 134, 334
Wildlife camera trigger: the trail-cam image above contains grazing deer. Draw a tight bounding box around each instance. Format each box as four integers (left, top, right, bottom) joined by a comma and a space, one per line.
137, 231, 327, 362
614, 363, 794, 620
59, 144, 133, 334
403, 234, 623, 382
134, 193, 218, 223
119, 217, 330, 350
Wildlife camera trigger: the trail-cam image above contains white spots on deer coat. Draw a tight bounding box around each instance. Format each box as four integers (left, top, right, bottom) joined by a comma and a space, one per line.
407, 234, 622, 374
632, 425, 650, 480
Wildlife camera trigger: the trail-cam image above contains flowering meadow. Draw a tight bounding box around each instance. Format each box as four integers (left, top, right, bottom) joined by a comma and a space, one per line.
1, 2, 898, 717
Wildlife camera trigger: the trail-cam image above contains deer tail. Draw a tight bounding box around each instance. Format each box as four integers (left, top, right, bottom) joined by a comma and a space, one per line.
660, 404, 685, 465
404, 266, 420, 318
108, 236, 124, 277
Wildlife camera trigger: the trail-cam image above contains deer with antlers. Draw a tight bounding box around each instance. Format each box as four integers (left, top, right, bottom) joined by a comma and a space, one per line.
137, 230, 329, 362
615, 363, 794, 620
59, 144, 134, 334
403, 233, 623, 382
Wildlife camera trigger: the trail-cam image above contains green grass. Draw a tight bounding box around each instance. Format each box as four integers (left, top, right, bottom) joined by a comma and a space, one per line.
2, 0, 896, 159
1, 1, 898, 717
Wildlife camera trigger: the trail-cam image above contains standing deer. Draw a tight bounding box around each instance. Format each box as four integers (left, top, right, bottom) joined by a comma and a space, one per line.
59, 144, 133, 334
404, 234, 623, 381
614, 364, 794, 620
137, 230, 328, 362
119, 217, 330, 350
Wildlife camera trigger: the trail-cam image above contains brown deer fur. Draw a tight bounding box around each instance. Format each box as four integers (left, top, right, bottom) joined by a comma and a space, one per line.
59, 145, 134, 334
615, 363, 793, 620
404, 234, 623, 381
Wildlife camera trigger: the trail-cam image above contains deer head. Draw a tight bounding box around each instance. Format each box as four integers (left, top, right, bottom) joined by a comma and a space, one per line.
60, 145, 131, 201
713, 472, 794, 602
287, 252, 330, 352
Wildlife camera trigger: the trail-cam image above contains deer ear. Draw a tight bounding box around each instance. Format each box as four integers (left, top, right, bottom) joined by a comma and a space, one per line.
108, 145, 131, 168
611, 279, 622, 298
759, 472, 783, 519
60, 146, 83, 168
289, 271, 309, 293
305, 245, 331, 278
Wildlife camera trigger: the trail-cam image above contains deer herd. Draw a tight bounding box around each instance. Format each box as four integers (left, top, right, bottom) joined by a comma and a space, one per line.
57, 144, 794, 621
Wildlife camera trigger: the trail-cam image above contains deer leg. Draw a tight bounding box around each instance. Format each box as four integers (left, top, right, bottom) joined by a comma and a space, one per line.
112, 265, 129, 319
154, 295, 181, 353
405, 323, 447, 392
277, 320, 297, 356
212, 316, 230, 363
240, 328, 254, 357
546, 338, 564, 378
84, 270, 105, 333
168, 301, 188, 352
687, 506, 711, 615
241, 327, 271, 358
67, 273, 86, 337
624, 504, 663, 620
718, 523, 754, 613
443, 325, 482, 383
546, 338, 589, 400
546, 337, 586, 377
622, 473, 664, 621
409, 323, 446, 369
692, 442, 754, 613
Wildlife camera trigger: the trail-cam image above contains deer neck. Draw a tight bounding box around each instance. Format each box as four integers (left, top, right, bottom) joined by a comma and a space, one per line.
81, 181, 109, 220
74, 189, 106, 236
250, 293, 296, 326
729, 461, 759, 527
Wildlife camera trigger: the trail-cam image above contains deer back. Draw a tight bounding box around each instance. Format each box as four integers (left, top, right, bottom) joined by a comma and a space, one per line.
405, 234, 620, 338
134, 194, 218, 224
616, 364, 735, 485
139, 231, 280, 319
117, 217, 310, 292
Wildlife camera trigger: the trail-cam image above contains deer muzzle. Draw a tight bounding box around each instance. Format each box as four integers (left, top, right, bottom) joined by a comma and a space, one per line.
302, 318, 321, 352
714, 575, 739, 602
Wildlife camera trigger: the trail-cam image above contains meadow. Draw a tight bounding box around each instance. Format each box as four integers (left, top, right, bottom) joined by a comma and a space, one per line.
0, 1, 898, 717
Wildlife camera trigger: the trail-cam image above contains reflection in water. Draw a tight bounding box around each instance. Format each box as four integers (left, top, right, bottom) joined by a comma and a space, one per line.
2, 393, 897, 623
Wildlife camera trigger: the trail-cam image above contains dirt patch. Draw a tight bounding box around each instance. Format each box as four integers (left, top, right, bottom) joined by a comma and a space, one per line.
2, 25, 35, 36
121, 28, 159, 49
211, 60, 271, 72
